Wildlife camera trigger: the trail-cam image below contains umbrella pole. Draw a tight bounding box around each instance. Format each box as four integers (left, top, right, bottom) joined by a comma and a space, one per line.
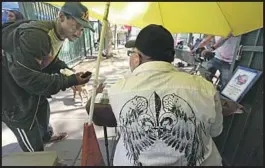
81, 2, 111, 166
88, 2, 111, 125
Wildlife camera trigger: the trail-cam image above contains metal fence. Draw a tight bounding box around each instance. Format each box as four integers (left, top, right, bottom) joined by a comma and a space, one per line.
83, 22, 94, 56
18, 2, 95, 67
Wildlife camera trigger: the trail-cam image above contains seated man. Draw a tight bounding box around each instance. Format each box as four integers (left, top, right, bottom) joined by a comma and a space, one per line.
87, 24, 223, 166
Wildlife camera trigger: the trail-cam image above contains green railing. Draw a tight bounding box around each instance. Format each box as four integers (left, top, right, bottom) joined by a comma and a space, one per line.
83, 22, 94, 56
18, 2, 95, 67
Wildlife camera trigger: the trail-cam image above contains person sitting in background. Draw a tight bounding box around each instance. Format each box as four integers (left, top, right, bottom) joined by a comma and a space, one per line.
7, 10, 25, 22
192, 33, 240, 88
87, 24, 223, 166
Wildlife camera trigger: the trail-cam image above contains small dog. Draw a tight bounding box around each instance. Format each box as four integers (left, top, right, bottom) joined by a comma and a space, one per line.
71, 84, 89, 105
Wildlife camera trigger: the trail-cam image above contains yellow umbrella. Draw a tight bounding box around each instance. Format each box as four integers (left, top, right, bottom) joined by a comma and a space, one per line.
47, 2, 263, 36
45, 2, 262, 165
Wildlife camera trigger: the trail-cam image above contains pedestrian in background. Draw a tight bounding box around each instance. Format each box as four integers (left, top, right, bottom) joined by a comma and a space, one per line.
7, 10, 24, 22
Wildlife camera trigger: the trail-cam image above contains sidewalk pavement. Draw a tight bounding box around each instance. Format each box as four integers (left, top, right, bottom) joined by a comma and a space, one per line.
2, 49, 130, 166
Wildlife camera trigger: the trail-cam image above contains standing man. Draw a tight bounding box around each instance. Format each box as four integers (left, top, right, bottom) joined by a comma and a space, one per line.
2, 2, 92, 152
5, 8, 55, 139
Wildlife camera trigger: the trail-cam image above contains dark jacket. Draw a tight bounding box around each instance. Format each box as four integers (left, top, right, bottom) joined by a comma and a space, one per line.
2, 20, 78, 129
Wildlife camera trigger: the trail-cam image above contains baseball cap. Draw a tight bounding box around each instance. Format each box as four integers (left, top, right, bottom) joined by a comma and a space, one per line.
60, 2, 95, 32
125, 24, 175, 62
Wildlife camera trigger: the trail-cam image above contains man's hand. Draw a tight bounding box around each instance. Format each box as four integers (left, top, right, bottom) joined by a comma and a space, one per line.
201, 50, 215, 61
190, 49, 196, 55
86, 83, 106, 112
96, 83, 105, 94
190, 47, 205, 56
75, 72, 91, 85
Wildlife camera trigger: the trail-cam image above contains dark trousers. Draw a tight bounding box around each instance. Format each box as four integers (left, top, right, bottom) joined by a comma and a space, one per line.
3, 98, 52, 152
207, 57, 232, 88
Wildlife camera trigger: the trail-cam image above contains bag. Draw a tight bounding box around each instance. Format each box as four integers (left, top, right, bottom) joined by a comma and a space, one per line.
221, 98, 244, 116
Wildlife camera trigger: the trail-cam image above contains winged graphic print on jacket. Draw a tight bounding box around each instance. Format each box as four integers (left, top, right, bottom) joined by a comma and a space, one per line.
119, 92, 207, 166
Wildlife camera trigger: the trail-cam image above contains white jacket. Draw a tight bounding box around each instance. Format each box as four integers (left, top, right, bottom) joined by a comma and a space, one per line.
108, 61, 223, 166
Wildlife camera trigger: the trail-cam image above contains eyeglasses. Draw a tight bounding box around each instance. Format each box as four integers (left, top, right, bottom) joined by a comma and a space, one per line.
127, 50, 137, 56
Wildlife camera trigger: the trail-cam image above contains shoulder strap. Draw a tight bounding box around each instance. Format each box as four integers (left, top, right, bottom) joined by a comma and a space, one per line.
2, 22, 15, 29
2, 20, 32, 30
